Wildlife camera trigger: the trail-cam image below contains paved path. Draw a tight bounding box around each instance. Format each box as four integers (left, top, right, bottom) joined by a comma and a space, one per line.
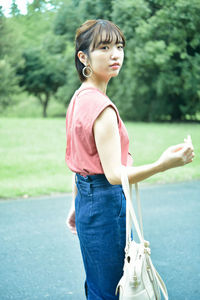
0, 181, 199, 300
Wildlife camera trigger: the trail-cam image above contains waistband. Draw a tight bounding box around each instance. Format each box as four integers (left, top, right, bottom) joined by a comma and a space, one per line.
75, 174, 123, 196
76, 173, 108, 184
76, 173, 122, 188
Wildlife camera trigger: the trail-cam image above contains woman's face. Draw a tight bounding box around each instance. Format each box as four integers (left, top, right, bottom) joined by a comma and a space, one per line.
87, 32, 124, 82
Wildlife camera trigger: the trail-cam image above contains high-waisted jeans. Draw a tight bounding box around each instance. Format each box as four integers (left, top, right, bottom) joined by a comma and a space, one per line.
75, 173, 126, 300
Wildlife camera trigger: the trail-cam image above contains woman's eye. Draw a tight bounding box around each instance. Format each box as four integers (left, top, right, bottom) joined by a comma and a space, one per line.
101, 46, 109, 50
117, 45, 124, 50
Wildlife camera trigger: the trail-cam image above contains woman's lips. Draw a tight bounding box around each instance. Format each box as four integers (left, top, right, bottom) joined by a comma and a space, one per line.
110, 63, 120, 69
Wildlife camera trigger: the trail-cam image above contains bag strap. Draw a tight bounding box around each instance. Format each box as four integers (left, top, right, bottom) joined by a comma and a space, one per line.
121, 167, 169, 300
135, 182, 144, 238
149, 258, 169, 299
121, 167, 144, 245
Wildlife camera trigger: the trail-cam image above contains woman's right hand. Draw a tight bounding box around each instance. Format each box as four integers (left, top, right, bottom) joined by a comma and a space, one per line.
66, 207, 77, 235
158, 135, 195, 172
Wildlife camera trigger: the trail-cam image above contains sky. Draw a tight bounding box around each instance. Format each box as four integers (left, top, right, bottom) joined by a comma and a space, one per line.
0, 0, 33, 16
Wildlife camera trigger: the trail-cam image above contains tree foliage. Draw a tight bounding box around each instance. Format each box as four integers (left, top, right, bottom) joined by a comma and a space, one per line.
1, 0, 200, 120
0, 8, 20, 109
18, 48, 66, 117
0, 59, 20, 109
111, 0, 200, 121
27, 0, 50, 14
10, 0, 20, 16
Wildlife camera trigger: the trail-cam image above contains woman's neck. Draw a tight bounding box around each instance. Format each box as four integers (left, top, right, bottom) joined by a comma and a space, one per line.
80, 78, 109, 95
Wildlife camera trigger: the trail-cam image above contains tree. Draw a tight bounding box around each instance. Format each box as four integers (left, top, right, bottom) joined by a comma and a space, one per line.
55, 44, 80, 106
54, 0, 114, 41
10, 0, 20, 16
1, 0, 200, 121
53, 0, 114, 107
79, 0, 113, 20
0, 7, 20, 109
54, 0, 82, 41
17, 48, 66, 117
111, 0, 200, 121
0, 5, 3, 17
0, 59, 20, 109
27, 0, 48, 13
0, 8, 9, 59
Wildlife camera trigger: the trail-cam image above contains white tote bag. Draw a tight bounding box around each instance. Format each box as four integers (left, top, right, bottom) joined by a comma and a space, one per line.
116, 167, 169, 300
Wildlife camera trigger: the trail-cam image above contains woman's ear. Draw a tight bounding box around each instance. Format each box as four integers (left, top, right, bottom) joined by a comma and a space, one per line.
77, 51, 88, 66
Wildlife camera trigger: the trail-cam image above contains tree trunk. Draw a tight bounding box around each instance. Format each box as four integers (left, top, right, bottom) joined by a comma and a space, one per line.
43, 93, 49, 118
38, 93, 50, 118
170, 97, 183, 122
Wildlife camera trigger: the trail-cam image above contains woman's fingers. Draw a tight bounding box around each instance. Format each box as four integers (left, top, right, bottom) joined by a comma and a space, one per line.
159, 136, 195, 170
184, 157, 194, 164
69, 226, 77, 234
186, 151, 195, 162
173, 135, 194, 154
66, 209, 77, 235
66, 220, 77, 234
184, 135, 194, 150
182, 144, 194, 156
170, 142, 194, 165
181, 146, 195, 164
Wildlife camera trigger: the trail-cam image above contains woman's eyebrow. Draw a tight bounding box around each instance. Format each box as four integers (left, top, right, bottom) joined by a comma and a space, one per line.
97, 41, 110, 46
96, 40, 123, 48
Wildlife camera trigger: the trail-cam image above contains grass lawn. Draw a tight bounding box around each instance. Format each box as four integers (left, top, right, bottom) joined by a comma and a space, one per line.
0, 118, 199, 198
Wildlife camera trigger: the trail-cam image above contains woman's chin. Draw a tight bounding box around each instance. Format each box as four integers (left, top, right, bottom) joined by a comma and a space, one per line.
112, 73, 119, 78
110, 70, 120, 78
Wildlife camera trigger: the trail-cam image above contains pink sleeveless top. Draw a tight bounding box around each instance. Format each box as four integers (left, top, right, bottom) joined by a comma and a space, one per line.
65, 87, 133, 176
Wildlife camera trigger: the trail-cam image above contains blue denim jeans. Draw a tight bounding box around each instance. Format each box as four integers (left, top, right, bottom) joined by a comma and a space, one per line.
75, 174, 126, 300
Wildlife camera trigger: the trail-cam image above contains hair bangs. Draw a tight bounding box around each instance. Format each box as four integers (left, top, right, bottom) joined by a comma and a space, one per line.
91, 20, 125, 50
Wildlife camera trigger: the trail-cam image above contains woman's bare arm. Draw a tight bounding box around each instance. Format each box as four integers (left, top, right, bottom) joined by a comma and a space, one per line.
71, 173, 77, 207
93, 107, 194, 185
66, 173, 77, 234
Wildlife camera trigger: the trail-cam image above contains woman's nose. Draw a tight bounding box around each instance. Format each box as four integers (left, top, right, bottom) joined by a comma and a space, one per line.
110, 46, 120, 59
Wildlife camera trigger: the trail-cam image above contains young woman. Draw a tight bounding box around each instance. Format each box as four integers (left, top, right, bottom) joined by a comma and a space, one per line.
66, 19, 194, 300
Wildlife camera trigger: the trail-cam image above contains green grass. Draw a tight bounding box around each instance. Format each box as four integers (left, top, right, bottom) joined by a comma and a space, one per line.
0, 118, 199, 199
0, 118, 69, 198
1, 92, 66, 118
126, 122, 200, 184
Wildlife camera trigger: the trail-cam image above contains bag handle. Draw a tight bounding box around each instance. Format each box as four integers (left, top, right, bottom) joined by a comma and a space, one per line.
121, 166, 144, 246
121, 167, 169, 300
135, 182, 144, 238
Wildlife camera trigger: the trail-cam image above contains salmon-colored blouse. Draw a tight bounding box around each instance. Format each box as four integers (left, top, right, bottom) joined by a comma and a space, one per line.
65, 87, 133, 176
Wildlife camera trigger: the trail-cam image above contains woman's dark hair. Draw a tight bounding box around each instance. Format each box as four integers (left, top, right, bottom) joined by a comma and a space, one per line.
75, 19, 126, 82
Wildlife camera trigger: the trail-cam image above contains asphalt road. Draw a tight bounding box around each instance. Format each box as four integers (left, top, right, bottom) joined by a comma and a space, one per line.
0, 181, 199, 300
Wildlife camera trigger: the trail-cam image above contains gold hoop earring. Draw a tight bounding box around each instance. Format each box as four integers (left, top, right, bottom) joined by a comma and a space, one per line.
82, 66, 92, 78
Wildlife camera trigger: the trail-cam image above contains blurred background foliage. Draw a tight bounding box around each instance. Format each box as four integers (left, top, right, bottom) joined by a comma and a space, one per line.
0, 0, 200, 121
